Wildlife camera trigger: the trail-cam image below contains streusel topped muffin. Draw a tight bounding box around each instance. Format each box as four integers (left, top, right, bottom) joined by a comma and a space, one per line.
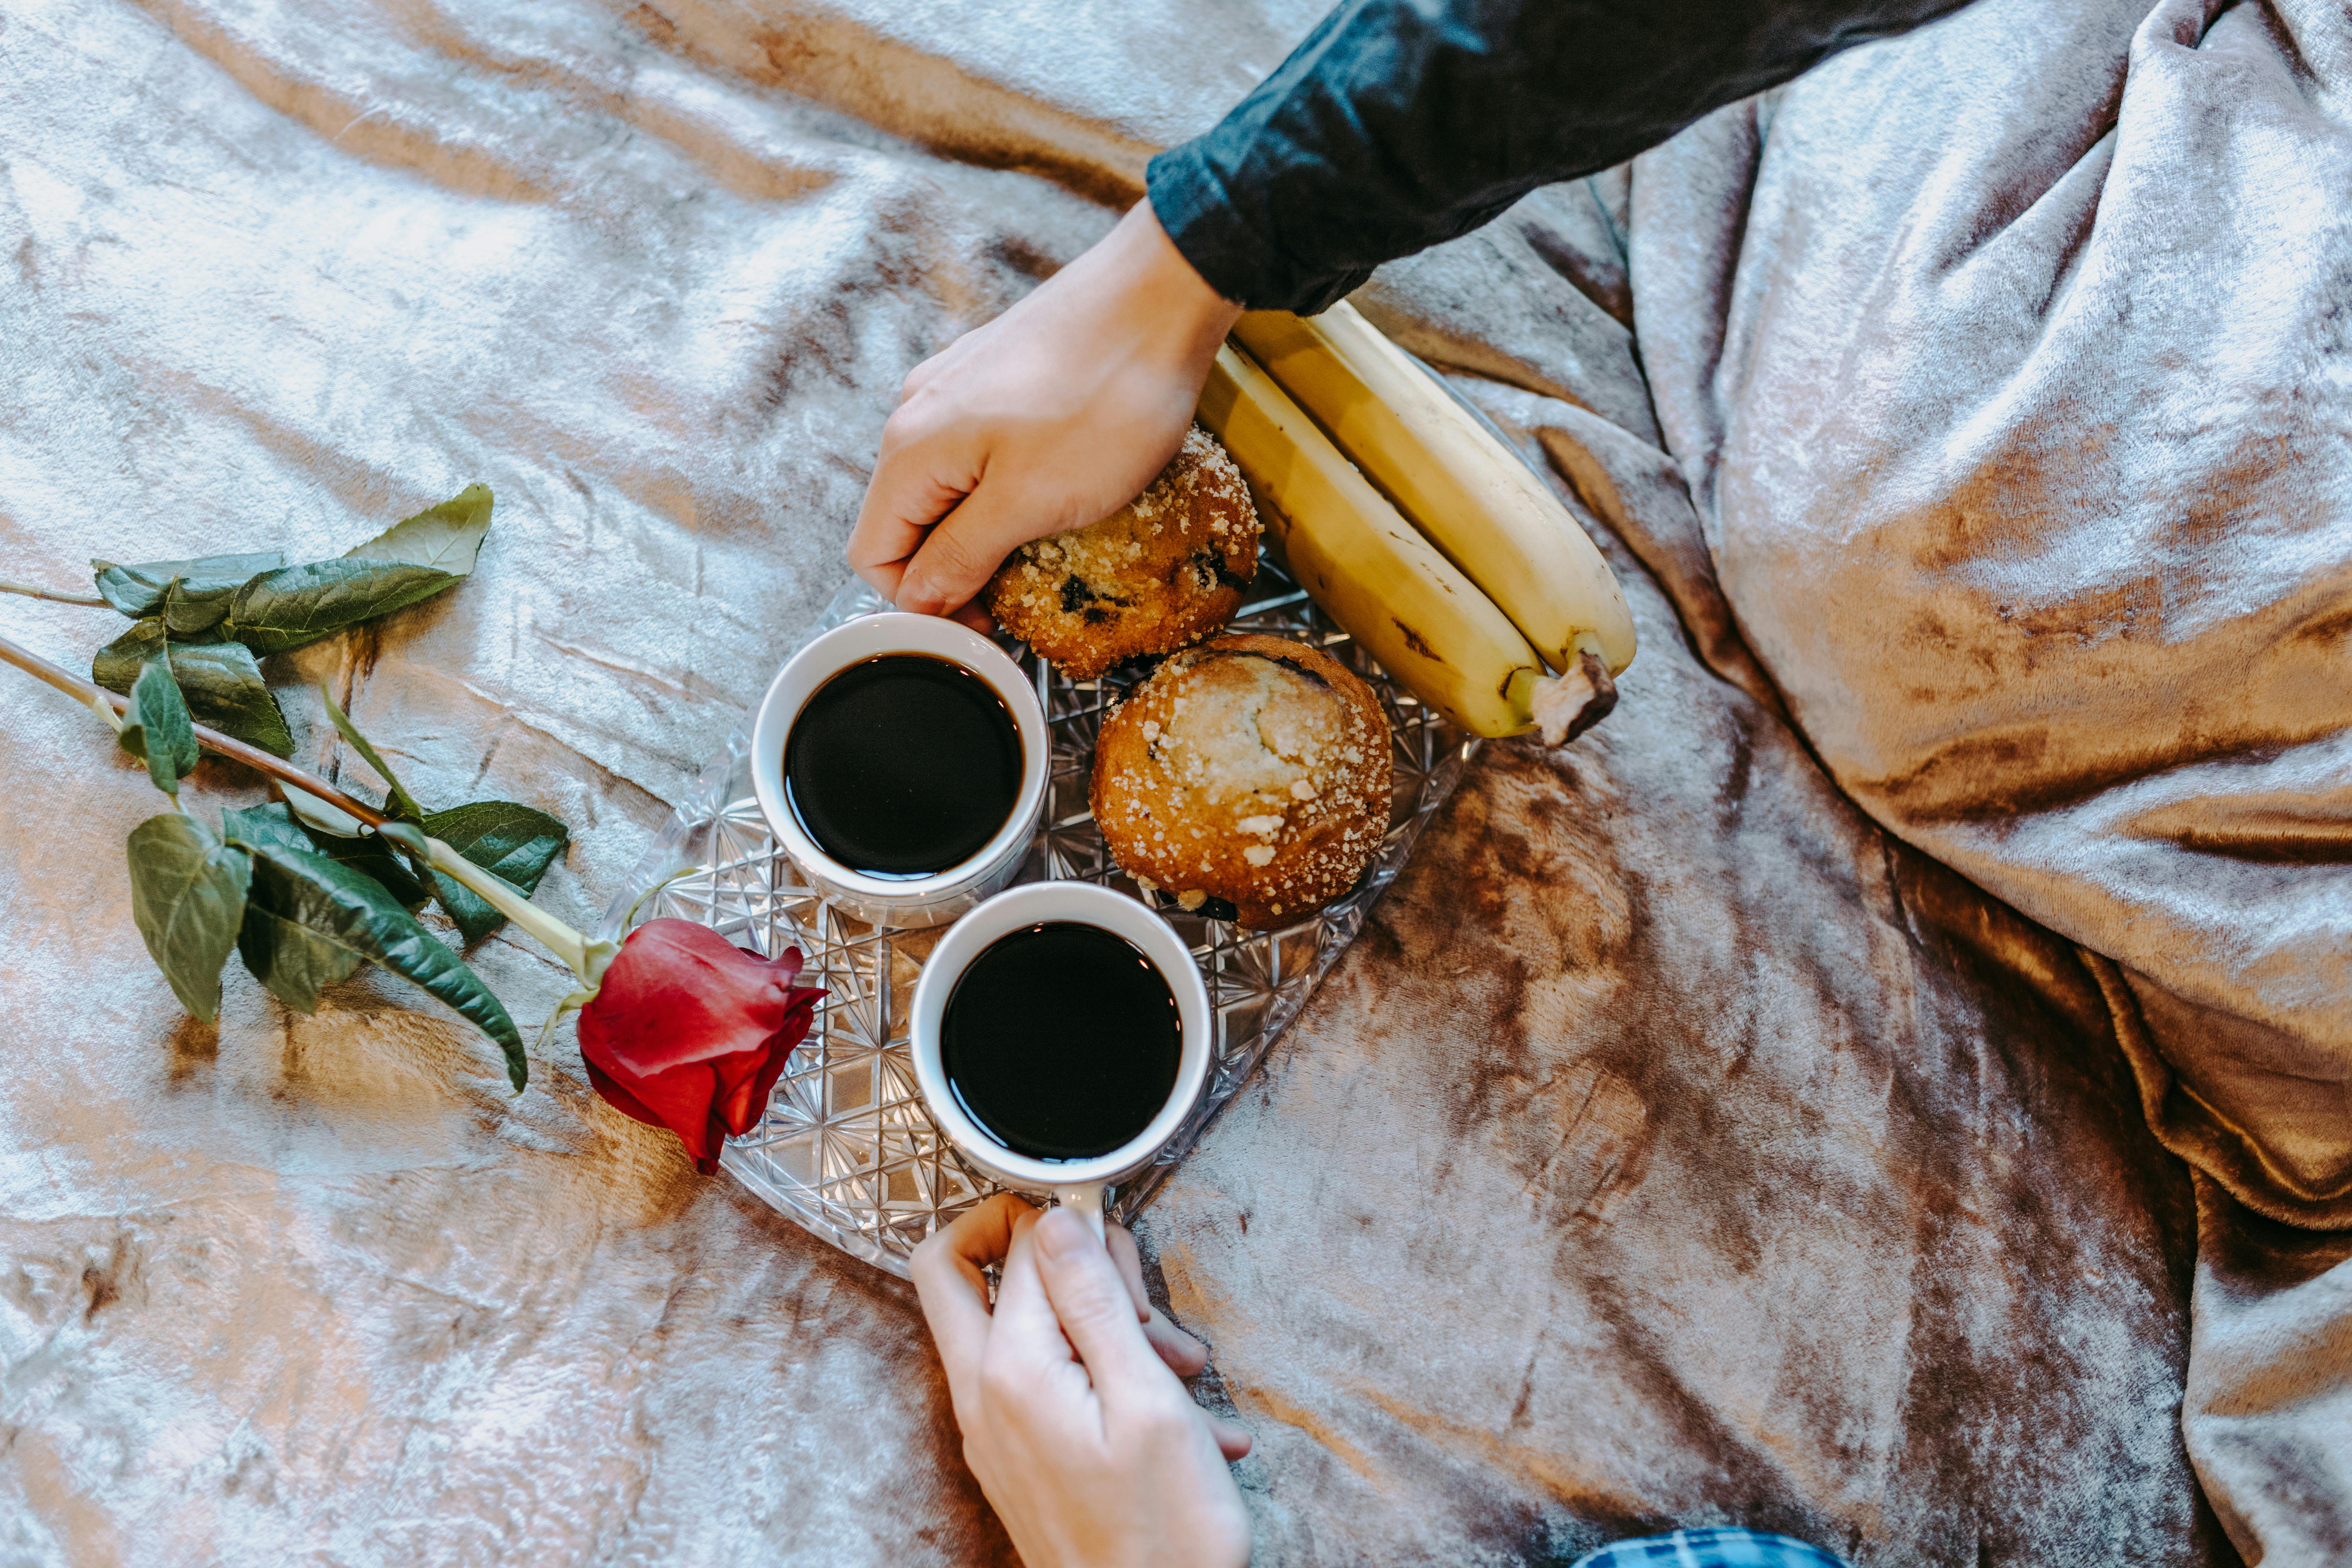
984, 423, 1258, 679
1090, 634, 1390, 928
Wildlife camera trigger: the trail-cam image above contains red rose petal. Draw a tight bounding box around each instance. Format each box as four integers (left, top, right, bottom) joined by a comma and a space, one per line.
581, 1054, 665, 1131
577, 919, 822, 1175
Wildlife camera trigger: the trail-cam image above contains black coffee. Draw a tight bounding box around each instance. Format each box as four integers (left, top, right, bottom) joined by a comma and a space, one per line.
784, 654, 1021, 878
941, 921, 1182, 1162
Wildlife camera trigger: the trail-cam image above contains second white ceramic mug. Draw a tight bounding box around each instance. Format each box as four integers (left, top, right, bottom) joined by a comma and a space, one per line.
749, 611, 1048, 928
908, 881, 1213, 1236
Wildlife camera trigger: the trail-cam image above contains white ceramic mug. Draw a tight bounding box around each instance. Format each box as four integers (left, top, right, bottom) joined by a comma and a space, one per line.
750, 612, 1048, 928
909, 881, 1214, 1237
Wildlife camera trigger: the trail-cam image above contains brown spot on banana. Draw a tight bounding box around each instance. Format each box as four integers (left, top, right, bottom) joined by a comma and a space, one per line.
1393, 620, 1440, 660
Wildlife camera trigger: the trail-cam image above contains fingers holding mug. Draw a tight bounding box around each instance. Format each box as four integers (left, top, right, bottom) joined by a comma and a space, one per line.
912, 1192, 1039, 1412
1103, 1223, 1210, 1369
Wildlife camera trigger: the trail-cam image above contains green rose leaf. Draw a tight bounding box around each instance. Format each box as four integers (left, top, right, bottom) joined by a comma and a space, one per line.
222, 560, 460, 658
162, 579, 240, 636
117, 657, 198, 798
327, 837, 432, 909
345, 485, 494, 575
236, 877, 367, 1008
222, 802, 430, 908
167, 640, 298, 755
125, 813, 253, 1023
92, 552, 284, 619
226, 832, 526, 1089
93, 618, 168, 691
92, 618, 161, 682
420, 800, 569, 945
94, 622, 297, 757
219, 802, 315, 855
222, 805, 364, 1003
100, 486, 490, 657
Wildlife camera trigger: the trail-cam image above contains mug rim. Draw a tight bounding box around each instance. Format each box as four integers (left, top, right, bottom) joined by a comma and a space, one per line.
749, 612, 1048, 904
909, 882, 1214, 1191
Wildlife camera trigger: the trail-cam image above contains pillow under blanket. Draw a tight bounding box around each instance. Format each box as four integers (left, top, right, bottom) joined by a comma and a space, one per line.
1633, 0, 2352, 1235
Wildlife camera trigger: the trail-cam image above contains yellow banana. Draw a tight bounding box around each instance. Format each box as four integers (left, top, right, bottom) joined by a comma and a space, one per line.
1197, 342, 1549, 740
1231, 304, 1635, 739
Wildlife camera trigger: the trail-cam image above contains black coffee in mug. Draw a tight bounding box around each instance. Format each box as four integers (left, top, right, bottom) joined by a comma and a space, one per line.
941, 921, 1182, 1161
783, 653, 1021, 878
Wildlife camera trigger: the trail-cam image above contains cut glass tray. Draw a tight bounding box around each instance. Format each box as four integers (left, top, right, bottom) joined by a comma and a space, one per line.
600, 568, 1476, 1277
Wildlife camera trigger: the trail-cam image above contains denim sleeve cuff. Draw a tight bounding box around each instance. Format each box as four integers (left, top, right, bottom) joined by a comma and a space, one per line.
1146, 140, 1373, 316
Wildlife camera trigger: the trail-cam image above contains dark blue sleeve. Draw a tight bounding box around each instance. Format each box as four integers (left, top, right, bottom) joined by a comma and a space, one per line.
1147, 0, 1976, 311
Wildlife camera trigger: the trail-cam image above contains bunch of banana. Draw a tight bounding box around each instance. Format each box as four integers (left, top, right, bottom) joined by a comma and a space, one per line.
1197, 304, 1635, 743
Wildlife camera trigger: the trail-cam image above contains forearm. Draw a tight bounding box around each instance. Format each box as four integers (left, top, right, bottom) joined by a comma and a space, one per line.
1149, 0, 1977, 313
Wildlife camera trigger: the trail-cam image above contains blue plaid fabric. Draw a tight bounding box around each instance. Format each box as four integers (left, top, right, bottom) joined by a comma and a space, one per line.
1570, 1528, 1851, 1568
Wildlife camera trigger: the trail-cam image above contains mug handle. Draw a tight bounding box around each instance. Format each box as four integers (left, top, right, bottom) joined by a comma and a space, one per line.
1053, 1183, 1107, 1242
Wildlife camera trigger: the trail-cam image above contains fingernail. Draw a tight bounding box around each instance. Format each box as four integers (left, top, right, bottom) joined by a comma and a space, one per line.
1035, 1208, 1086, 1261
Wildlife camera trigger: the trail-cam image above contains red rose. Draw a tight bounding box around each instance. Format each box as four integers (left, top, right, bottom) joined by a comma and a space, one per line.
576, 918, 822, 1173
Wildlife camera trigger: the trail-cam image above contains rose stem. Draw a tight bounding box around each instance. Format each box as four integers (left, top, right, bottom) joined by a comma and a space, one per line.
0, 629, 387, 823
0, 627, 606, 983
0, 579, 111, 608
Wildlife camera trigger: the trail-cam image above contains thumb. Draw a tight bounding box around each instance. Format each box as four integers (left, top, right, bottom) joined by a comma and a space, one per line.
1031, 1207, 1174, 1405
895, 483, 1036, 619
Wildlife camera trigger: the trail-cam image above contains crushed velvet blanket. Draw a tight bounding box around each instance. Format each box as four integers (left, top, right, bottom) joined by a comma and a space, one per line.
0, 1, 2343, 1565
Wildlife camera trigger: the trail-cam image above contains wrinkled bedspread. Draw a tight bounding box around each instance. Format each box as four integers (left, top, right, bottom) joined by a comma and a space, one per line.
0, 1, 2343, 1565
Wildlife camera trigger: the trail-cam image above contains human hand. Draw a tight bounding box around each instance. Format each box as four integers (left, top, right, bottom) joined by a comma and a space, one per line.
911, 1194, 1252, 1568
848, 201, 1242, 628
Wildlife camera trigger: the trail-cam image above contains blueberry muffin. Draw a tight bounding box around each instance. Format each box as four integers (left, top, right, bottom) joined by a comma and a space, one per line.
984, 424, 1258, 679
1090, 634, 1391, 928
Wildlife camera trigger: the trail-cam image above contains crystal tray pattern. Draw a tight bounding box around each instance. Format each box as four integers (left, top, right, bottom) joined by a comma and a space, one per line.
600, 569, 1476, 1278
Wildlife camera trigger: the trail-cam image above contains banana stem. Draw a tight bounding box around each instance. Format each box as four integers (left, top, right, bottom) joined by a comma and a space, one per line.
0, 625, 609, 986
0, 579, 109, 608
1527, 651, 1619, 747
